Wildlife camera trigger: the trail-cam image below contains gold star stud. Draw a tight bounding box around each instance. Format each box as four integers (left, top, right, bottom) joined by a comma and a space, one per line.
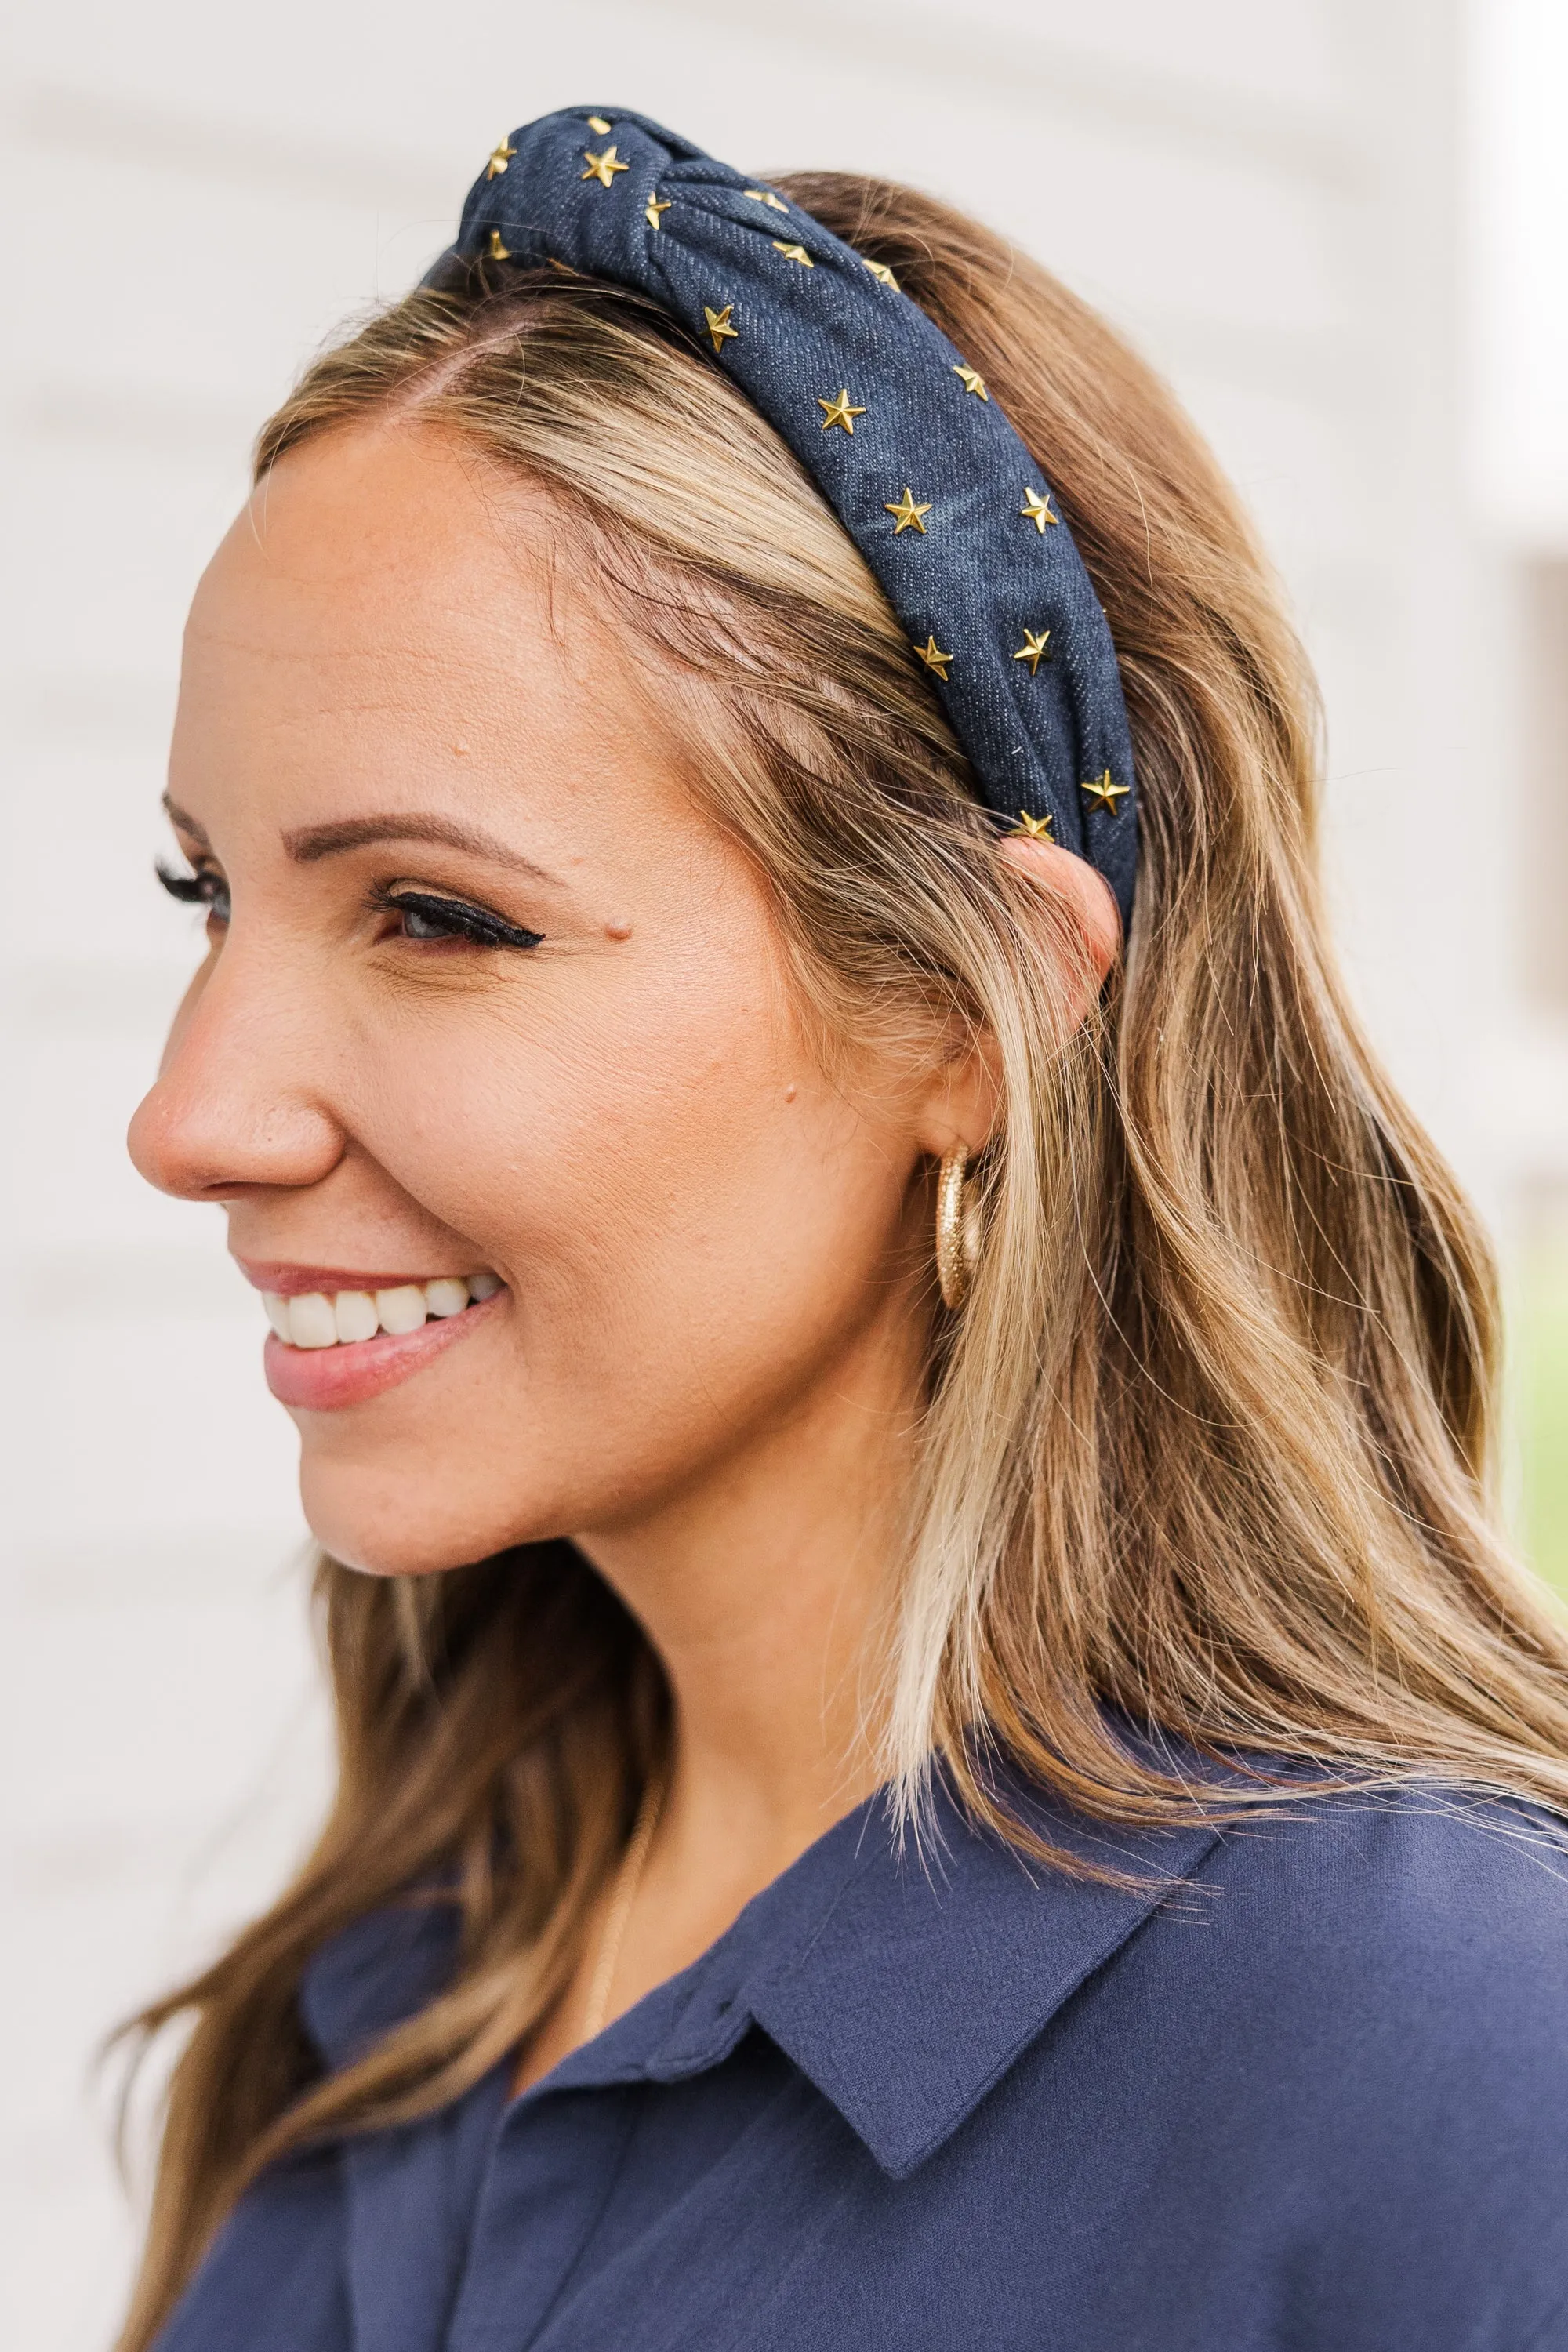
1011, 810, 1055, 839
1020, 487, 1058, 532
885, 487, 933, 535
861, 256, 901, 289
818, 388, 866, 433
744, 188, 789, 212
953, 363, 989, 401
703, 303, 739, 354
487, 229, 511, 261
586, 114, 612, 134
646, 194, 671, 230
1012, 627, 1051, 673
772, 239, 814, 267
581, 144, 629, 188
1080, 768, 1131, 813
485, 138, 516, 180
913, 635, 953, 680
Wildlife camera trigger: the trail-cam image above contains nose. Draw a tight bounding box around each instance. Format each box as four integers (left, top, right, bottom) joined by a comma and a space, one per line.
128, 938, 346, 1202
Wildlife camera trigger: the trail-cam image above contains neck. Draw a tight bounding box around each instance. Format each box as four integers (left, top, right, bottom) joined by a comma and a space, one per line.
574, 1304, 920, 1939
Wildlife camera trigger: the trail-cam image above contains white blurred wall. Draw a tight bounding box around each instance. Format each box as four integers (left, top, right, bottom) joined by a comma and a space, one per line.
1468, 0, 1568, 552
1, 2, 1541, 2343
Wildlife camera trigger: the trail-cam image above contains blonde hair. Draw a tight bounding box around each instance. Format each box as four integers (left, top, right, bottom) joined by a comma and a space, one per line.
117, 172, 1568, 2349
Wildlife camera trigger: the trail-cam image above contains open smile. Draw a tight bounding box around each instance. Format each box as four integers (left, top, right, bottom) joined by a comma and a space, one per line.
237, 1262, 506, 1410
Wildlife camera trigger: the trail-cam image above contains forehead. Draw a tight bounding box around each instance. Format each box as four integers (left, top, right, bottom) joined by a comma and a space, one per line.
191, 423, 584, 693
171, 424, 684, 843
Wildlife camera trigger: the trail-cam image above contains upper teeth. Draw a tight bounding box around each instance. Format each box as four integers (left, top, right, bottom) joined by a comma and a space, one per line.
263, 1272, 503, 1348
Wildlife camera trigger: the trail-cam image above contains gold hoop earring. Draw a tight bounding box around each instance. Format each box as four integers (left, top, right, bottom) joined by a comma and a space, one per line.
935, 1147, 982, 1311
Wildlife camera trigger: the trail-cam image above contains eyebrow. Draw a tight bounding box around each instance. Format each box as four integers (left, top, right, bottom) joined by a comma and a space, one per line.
163, 796, 565, 889
162, 796, 211, 848
281, 812, 565, 888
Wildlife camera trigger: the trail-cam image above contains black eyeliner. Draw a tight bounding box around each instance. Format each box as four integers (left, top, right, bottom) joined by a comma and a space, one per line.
373, 886, 545, 950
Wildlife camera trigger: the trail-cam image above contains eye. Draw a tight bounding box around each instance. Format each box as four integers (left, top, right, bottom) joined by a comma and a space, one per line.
374, 887, 544, 951
157, 857, 230, 927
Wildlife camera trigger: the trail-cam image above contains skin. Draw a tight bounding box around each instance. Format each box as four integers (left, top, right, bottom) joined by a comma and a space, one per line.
128, 422, 1118, 2081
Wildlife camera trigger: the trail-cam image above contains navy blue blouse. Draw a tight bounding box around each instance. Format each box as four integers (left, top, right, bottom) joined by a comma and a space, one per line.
154, 1773, 1568, 2351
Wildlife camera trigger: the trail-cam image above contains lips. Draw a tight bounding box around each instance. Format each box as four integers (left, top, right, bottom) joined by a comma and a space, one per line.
236, 1261, 506, 1410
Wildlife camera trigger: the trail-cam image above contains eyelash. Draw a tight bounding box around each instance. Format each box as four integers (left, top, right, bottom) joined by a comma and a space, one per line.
368, 886, 545, 951
157, 858, 229, 918
155, 863, 544, 952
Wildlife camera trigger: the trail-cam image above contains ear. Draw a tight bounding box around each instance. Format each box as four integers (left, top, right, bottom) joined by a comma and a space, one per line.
915, 837, 1121, 1160
997, 833, 1122, 998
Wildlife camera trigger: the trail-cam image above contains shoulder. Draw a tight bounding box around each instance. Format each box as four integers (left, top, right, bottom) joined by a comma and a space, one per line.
1133, 1782, 1568, 2118
1112, 1788, 1568, 2337
989, 1786, 1568, 2349
1186, 1781, 1568, 2014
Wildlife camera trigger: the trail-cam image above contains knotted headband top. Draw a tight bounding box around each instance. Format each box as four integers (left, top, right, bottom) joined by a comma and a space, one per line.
432, 107, 1138, 927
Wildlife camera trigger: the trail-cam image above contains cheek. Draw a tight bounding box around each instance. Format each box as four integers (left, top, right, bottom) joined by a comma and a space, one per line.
336, 958, 916, 1495
353, 964, 850, 1295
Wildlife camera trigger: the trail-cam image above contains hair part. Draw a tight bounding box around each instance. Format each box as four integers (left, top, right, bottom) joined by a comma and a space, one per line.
115, 171, 1568, 2350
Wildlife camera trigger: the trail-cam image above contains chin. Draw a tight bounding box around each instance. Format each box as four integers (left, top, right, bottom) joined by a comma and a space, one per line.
298, 1457, 549, 1579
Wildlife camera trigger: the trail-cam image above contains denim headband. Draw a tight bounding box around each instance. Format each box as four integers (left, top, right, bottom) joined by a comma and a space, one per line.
433, 107, 1138, 927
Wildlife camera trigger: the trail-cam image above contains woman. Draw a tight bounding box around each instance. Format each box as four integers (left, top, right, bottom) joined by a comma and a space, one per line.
118, 107, 1568, 2352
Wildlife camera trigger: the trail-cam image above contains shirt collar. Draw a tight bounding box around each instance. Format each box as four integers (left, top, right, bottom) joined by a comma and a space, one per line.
298, 1893, 465, 2069
653, 1770, 1221, 2177
299, 1769, 1221, 2181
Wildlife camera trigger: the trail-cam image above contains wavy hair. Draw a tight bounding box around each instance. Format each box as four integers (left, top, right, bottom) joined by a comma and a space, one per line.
115, 172, 1568, 2350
